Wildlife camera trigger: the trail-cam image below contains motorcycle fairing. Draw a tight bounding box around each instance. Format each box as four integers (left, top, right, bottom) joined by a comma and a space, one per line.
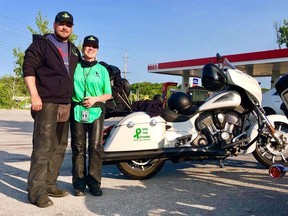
225, 68, 262, 105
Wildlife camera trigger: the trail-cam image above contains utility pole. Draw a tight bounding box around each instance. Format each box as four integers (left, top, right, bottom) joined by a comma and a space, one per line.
122, 50, 130, 78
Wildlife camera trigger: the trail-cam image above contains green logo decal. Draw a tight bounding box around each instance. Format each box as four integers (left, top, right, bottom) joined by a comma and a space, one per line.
133, 127, 151, 141
134, 128, 142, 139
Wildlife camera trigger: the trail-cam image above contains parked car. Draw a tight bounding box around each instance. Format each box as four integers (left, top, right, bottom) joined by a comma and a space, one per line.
262, 88, 284, 115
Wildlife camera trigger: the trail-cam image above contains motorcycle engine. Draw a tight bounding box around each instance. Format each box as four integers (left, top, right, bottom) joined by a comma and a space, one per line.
192, 110, 242, 147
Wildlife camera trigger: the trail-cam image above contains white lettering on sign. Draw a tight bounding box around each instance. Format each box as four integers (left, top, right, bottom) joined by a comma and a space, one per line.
148, 64, 158, 70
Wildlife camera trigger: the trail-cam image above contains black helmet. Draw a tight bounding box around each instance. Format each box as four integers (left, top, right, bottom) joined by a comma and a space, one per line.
153, 94, 163, 102
275, 74, 288, 95
168, 92, 193, 114
202, 63, 226, 91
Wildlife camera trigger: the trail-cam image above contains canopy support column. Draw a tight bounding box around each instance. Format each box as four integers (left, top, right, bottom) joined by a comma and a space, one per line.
182, 70, 190, 93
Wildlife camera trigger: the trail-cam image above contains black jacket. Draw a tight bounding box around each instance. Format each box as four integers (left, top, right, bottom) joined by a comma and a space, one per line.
23, 34, 80, 103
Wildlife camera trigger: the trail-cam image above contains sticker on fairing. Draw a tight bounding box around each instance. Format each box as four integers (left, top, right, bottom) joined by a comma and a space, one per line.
133, 127, 151, 141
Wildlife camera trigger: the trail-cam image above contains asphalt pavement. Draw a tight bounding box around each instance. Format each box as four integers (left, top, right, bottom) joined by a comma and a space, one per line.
0, 109, 288, 216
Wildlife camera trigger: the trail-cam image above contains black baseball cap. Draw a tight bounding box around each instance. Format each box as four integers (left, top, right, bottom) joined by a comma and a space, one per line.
83, 35, 99, 48
55, 11, 74, 25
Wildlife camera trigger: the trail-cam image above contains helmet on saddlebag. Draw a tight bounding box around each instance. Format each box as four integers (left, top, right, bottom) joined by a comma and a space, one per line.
202, 63, 226, 92
168, 92, 193, 114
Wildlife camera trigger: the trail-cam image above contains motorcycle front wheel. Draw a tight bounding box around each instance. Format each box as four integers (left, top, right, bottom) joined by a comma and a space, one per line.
253, 121, 288, 167
116, 158, 165, 180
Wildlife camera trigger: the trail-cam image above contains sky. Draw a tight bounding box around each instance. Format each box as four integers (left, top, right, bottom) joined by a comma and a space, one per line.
0, 0, 288, 88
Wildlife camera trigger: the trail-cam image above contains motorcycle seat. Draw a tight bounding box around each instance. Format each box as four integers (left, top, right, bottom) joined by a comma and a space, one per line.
160, 108, 196, 122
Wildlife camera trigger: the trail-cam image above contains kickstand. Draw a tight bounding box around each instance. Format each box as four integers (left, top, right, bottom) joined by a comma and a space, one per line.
218, 159, 224, 168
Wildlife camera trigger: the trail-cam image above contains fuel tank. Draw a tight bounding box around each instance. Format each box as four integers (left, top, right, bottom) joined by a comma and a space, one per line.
198, 90, 241, 112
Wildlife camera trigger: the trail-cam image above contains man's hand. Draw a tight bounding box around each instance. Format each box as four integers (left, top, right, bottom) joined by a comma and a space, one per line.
31, 94, 42, 111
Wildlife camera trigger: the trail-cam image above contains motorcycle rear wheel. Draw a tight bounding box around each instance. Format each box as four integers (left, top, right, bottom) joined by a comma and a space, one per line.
116, 158, 165, 180
253, 121, 288, 167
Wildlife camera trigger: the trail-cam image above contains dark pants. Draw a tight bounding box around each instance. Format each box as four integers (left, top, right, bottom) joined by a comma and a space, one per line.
70, 112, 104, 190
27, 103, 69, 202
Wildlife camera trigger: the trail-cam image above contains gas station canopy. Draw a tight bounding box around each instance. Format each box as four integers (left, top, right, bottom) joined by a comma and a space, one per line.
147, 48, 288, 90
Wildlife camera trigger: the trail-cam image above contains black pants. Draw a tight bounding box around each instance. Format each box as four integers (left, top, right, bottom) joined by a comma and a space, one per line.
28, 103, 69, 202
70, 112, 104, 190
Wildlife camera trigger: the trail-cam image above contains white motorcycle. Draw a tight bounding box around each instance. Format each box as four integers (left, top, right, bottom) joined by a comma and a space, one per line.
102, 54, 288, 179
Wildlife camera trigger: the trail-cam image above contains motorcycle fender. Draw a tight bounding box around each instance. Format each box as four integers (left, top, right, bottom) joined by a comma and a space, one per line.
104, 112, 166, 152
245, 114, 288, 153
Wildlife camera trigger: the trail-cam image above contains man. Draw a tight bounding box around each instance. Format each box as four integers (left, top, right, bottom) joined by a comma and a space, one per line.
23, 11, 80, 208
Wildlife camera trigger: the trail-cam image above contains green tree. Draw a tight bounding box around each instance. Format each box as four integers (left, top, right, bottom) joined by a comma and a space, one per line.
273, 21, 282, 49
278, 19, 288, 48
129, 82, 180, 102
0, 76, 28, 109
0, 76, 14, 108
13, 48, 25, 77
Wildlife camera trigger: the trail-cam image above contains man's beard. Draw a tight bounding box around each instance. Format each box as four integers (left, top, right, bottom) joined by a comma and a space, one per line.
54, 31, 70, 42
